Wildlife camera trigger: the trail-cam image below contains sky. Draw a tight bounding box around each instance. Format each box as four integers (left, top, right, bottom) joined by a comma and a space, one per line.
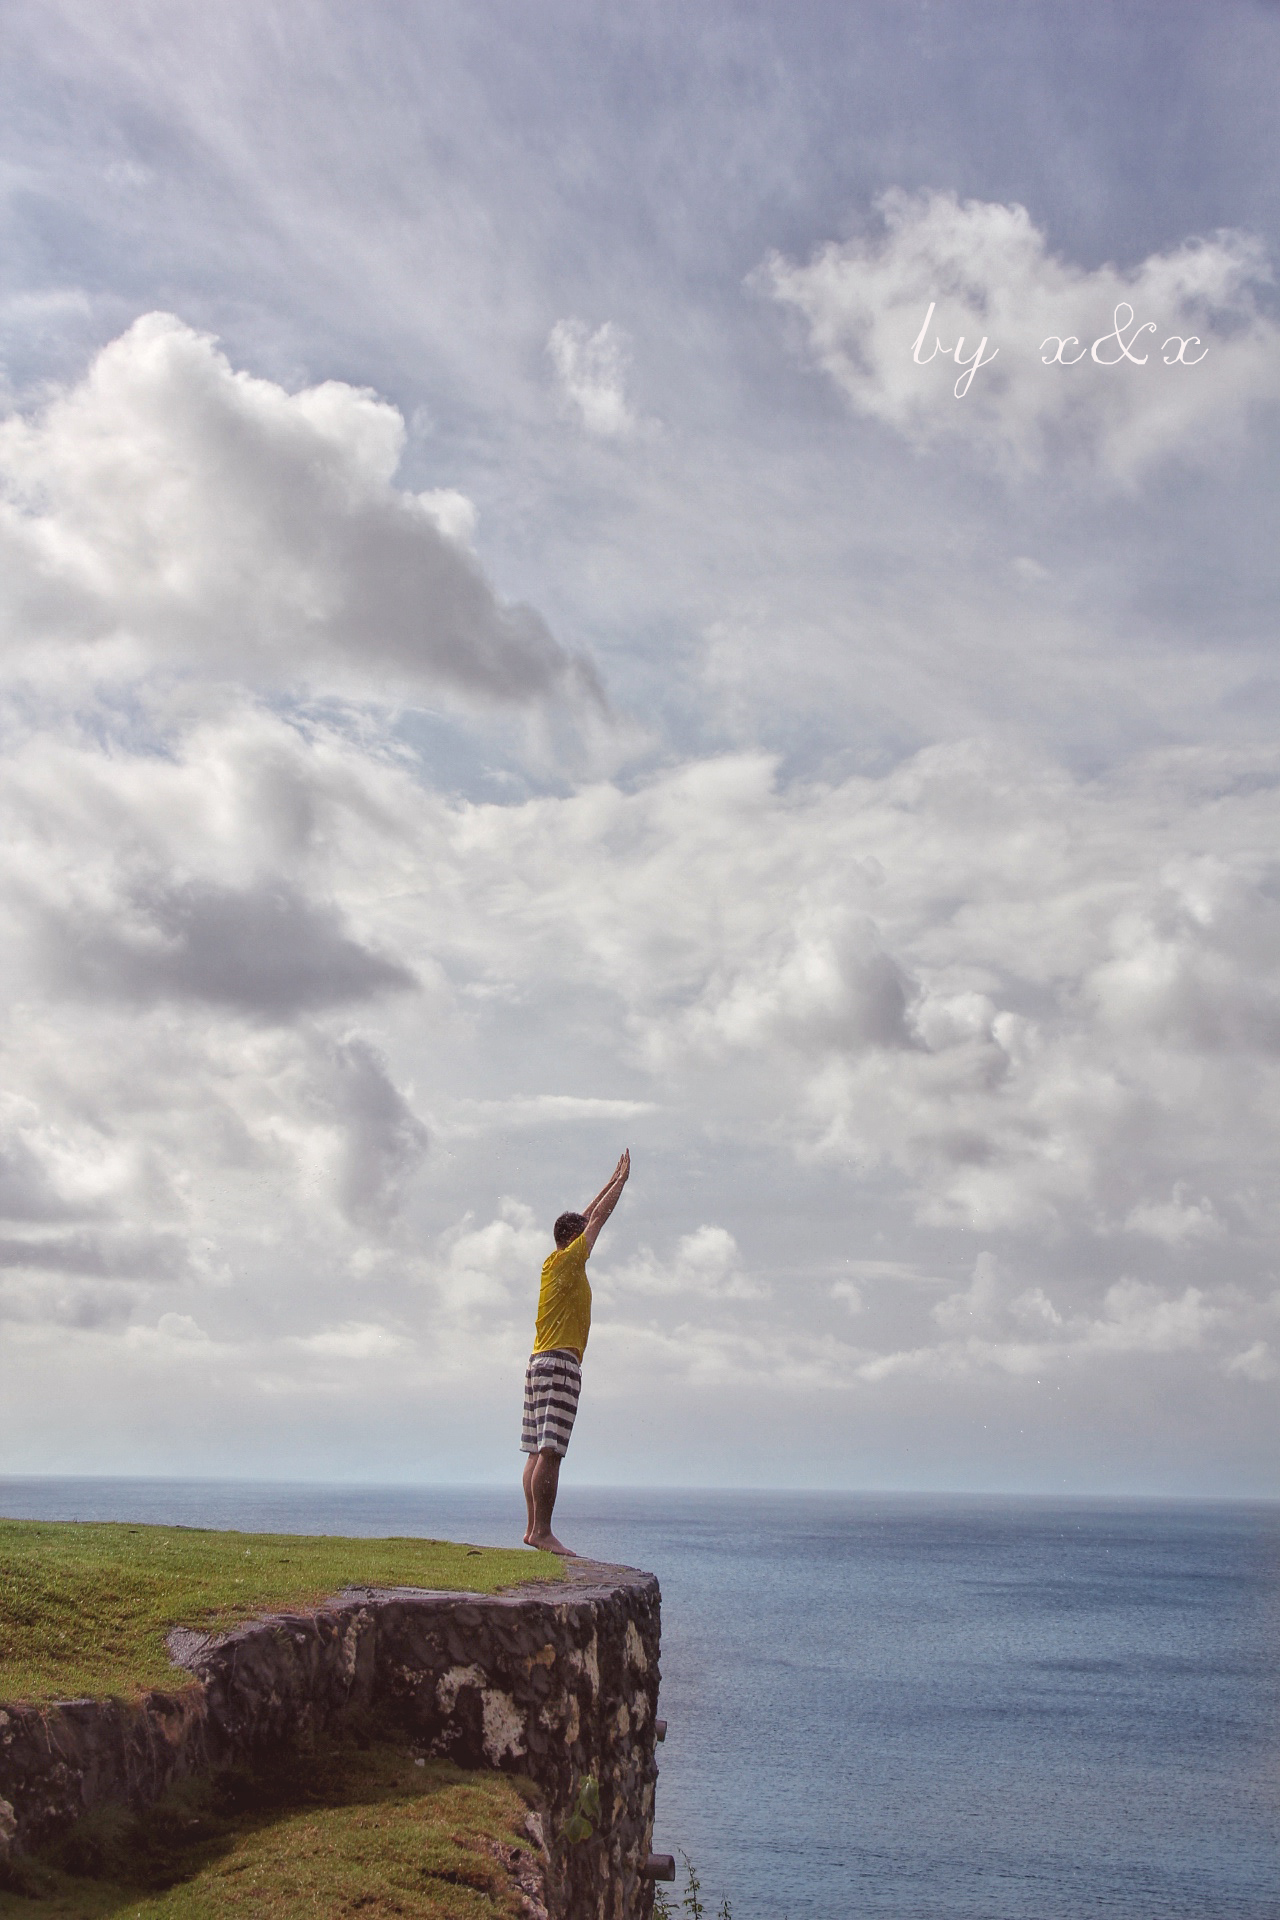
1, 0, 1278, 1496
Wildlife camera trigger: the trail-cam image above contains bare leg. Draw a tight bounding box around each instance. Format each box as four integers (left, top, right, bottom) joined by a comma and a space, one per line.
522, 1452, 537, 1544
528, 1448, 575, 1555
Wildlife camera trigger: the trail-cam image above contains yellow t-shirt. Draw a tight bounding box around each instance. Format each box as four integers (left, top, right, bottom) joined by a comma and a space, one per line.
532, 1235, 591, 1360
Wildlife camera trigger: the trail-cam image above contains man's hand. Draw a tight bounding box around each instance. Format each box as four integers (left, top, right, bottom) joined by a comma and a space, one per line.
582, 1148, 630, 1254
585, 1150, 628, 1216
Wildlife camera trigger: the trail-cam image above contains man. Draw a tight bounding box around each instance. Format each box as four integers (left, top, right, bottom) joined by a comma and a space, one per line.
521, 1149, 629, 1555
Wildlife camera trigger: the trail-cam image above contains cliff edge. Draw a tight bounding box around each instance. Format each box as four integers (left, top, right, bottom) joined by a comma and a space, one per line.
0, 1556, 662, 1920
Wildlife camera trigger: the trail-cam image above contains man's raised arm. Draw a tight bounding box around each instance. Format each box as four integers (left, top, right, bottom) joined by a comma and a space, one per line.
582, 1149, 629, 1254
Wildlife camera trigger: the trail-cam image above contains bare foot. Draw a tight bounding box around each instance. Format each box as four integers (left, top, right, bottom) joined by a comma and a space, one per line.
528, 1530, 576, 1556
523, 1528, 534, 1545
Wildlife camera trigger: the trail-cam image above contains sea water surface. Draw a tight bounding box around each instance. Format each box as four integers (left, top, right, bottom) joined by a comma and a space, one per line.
1, 1480, 1276, 1920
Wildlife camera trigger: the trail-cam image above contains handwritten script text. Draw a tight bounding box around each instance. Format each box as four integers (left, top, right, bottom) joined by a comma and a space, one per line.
913, 302, 1209, 397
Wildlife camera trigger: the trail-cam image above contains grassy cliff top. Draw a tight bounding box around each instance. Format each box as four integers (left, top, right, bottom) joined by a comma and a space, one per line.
0, 1518, 560, 1703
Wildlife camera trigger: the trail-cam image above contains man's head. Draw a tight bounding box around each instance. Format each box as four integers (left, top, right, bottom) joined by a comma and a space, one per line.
554, 1211, 588, 1249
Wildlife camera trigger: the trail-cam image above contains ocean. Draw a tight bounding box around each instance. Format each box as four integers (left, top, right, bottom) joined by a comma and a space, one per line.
1, 1480, 1276, 1919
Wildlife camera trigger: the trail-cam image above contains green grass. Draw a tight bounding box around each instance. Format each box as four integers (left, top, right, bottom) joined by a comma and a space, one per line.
0, 1738, 543, 1917
0, 1519, 560, 1703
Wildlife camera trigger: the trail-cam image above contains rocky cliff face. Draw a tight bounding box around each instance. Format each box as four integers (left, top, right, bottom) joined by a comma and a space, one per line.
0, 1558, 661, 1920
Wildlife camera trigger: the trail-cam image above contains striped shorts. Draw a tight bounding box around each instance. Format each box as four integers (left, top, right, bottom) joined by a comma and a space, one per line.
520, 1349, 582, 1457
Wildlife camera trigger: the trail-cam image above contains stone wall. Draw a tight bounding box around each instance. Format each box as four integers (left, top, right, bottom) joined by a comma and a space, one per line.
0, 1558, 662, 1920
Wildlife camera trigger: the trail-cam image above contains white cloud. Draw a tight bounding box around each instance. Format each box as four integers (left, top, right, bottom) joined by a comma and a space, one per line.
416, 488, 478, 547
1124, 1186, 1225, 1246
290, 1319, 410, 1360
852, 1273, 1235, 1384
589, 1317, 868, 1391
429, 1199, 549, 1317
547, 319, 642, 437
1224, 1340, 1277, 1383
762, 189, 1280, 478
600, 1225, 764, 1301
429, 738, 1280, 1250
932, 1251, 1004, 1334
446, 1094, 657, 1137
0, 313, 595, 704
1084, 1279, 1221, 1355
156, 1310, 208, 1342
866, 1243, 1250, 1381
2, 695, 1279, 1413
830, 1280, 864, 1314
0, 314, 1273, 1484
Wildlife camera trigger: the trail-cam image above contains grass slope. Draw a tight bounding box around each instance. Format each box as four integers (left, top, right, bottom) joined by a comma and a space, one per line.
0, 1519, 559, 1702
0, 1739, 543, 1918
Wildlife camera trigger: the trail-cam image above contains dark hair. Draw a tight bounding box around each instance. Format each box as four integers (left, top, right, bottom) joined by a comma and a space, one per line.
554, 1211, 588, 1249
